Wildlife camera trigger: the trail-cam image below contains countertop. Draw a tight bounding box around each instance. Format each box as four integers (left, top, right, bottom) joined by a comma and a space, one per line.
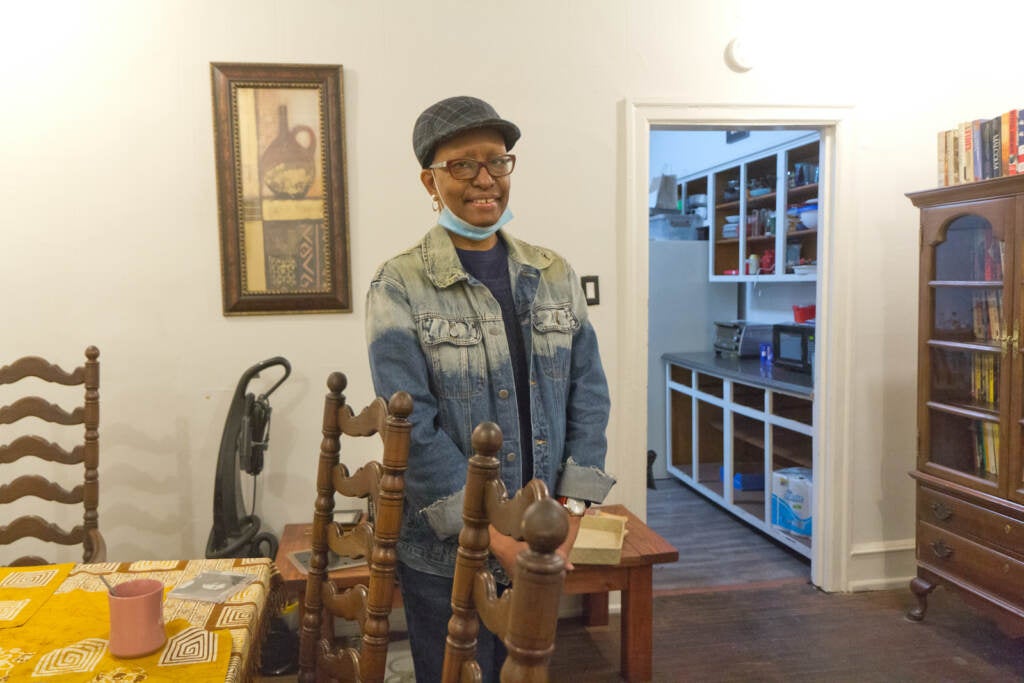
662, 351, 813, 398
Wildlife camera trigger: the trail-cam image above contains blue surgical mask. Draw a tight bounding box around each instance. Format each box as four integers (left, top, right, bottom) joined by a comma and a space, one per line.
432, 169, 514, 241
437, 205, 514, 241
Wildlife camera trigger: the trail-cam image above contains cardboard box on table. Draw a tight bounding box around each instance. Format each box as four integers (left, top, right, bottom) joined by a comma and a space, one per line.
569, 511, 628, 565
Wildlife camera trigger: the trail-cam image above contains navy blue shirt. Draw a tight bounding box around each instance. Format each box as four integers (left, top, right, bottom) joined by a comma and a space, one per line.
457, 240, 534, 480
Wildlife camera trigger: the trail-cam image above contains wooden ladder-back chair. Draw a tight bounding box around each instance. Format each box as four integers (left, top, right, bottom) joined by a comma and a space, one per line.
0, 346, 106, 566
298, 372, 412, 683
442, 421, 570, 683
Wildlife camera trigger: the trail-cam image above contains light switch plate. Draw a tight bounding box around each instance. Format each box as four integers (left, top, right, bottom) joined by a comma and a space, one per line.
581, 275, 600, 306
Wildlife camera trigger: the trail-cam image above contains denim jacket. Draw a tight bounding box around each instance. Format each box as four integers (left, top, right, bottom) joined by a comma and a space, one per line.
366, 224, 615, 578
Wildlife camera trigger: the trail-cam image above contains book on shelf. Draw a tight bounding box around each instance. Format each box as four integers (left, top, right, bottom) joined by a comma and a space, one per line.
991, 115, 1003, 178
972, 119, 985, 180
986, 290, 1002, 340
949, 129, 960, 185
970, 421, 1000, 477
1009, 109, 1019, 176
980, 119, 994, 180
971, 290, 1002, 341
1003, 111, 1015, 176
937, 110, 1024, 185
959, 121, 974, 183
1018, 109, 1024, 174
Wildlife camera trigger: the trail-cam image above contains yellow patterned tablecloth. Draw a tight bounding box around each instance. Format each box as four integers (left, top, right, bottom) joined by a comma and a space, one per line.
0, 558, 281, 683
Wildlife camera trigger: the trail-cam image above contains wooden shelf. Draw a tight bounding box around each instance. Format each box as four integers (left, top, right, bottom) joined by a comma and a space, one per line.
696, 134, 820, 282
785, 228, 818, 239
707, 418, 812, 469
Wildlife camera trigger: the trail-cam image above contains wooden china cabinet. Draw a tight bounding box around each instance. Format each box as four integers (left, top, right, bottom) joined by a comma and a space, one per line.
907, 175, 1024, 636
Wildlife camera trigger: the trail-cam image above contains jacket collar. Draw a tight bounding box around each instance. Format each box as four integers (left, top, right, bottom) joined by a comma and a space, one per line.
421, 223, 554, 288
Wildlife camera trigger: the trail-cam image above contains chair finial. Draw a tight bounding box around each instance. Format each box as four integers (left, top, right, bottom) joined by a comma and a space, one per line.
471, 421, 503, 457
388, 390, 413, 419
327, 372, 347, 393
523, 498, 569, 554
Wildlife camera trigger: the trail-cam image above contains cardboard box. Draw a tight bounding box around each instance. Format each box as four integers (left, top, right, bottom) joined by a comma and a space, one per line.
771, 467, 813, 537
569, 511, 628, 565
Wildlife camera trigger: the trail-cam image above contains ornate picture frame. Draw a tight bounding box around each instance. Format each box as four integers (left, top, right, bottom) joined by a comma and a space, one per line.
211, 63, 350, 315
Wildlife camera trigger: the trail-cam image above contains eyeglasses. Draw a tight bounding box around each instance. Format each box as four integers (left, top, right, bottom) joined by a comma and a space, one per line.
428, 154, 516, 180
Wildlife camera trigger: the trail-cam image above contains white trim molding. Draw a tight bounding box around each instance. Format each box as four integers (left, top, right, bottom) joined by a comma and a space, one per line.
621, 99, 857, 591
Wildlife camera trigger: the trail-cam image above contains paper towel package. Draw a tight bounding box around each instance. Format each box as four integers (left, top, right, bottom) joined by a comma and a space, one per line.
771, 467, 813, 537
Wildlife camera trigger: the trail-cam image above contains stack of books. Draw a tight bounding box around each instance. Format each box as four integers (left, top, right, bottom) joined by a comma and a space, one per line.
937, 109, 1024, 186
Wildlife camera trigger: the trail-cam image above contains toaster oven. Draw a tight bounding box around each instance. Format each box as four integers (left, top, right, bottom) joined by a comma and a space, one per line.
713, 321, 773, 358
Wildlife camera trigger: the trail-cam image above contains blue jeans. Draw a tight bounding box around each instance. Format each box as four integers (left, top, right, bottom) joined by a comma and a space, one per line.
396, 562, 507, 683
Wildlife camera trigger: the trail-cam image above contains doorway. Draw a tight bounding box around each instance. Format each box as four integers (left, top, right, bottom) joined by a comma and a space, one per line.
619, 101, 850, 590
646, 126, 819, 482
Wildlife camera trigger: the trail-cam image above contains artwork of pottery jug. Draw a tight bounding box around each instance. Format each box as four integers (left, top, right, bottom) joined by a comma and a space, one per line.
261, 105, 317, 199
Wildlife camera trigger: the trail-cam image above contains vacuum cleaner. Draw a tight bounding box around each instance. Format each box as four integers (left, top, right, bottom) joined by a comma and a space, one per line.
205, 356, 291, 560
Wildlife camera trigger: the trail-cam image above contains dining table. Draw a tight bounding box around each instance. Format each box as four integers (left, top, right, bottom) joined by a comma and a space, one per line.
0, 557, 281, 682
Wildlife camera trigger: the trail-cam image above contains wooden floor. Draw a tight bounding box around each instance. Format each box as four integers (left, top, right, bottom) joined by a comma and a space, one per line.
548, 479, 1024, 681
260, 479, 1024, 681
645, 478, 809, 593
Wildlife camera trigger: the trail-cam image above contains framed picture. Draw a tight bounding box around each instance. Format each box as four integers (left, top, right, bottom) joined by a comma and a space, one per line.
211, 63, 351, 315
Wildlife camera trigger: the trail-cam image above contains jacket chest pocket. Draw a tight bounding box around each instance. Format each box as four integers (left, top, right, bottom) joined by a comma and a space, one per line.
532, 304, 578, 379
419, 315, 487, 398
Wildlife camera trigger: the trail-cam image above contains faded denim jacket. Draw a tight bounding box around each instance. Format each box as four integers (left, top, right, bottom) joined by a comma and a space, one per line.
366, 223, 615, 578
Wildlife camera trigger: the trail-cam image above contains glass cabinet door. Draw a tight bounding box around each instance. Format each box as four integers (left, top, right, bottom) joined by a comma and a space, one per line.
921, 201, 1014, 495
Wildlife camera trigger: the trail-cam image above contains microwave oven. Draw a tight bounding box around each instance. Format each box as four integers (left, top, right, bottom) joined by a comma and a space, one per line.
773, 323, 815, 373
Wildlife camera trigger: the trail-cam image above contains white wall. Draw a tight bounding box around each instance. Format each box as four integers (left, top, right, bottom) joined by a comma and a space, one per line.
646, 242, 733, 479
1, 0, 1017, 589
649, 128, 810, 195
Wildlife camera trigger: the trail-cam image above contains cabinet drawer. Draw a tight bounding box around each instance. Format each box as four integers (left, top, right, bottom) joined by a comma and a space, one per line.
918, 521, 1024, 606
917, 486, 1024, 558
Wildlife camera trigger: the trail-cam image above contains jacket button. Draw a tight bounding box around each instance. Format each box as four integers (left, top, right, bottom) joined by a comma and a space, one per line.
489, 327, 500, 335
506, 452, 516, 462
498, 389, 509, 399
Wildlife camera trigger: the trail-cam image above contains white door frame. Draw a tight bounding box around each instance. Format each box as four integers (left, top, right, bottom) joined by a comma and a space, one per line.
620, 99, 855, 590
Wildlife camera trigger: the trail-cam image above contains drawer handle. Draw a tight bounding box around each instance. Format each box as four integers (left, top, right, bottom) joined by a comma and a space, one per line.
930, 539, 953, 559
930, 502, 953, 521
1006, 524, 1013, 536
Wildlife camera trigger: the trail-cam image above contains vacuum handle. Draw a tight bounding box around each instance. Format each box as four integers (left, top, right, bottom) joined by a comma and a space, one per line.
247, 356, 291, 400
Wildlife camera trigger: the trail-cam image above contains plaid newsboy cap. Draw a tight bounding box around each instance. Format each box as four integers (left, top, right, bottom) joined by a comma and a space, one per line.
413, 96, 520, 168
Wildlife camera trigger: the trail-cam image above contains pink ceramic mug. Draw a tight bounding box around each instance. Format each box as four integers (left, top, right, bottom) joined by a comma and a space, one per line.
108, 578, 166, 658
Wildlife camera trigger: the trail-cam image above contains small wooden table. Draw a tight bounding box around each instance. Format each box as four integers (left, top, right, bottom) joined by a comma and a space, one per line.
275, 503, 678, 682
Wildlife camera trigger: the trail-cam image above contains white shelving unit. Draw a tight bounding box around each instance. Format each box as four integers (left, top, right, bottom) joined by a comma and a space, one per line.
664, 354, 814, 558
678, 132, 821, 284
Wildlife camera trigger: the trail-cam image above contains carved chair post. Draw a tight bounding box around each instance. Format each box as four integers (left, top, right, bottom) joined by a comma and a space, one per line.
443, 423, 503, 682
82, 346, 101, 561
358, 390, 411, 681
442, 422, 569, 683
499, 498, 567, 682
298, 372, 345, 681
297, 372, 412, 683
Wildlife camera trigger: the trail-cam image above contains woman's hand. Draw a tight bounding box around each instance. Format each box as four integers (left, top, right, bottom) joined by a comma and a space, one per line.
556, 509, 591, 572
488, 525, 526, 575
488, 509, 588, 575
